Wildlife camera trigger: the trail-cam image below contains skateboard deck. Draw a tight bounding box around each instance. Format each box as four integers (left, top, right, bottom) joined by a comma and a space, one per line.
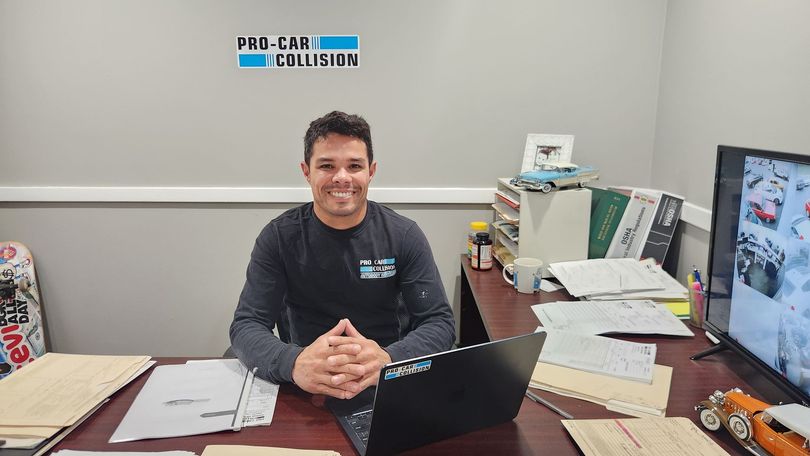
0, 241, 46, 378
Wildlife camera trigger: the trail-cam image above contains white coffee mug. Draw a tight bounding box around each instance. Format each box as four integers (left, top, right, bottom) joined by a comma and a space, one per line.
502, 257, 543, 294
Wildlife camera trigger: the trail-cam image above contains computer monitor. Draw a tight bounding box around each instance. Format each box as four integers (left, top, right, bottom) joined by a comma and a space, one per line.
705, 145, 810, 406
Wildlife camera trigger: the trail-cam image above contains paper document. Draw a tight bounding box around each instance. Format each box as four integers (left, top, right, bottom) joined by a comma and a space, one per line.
532, 300, 694, 337
539, 279, 564, 292
110, 360, 253, 442
562, 417, 730, 456
537, 328, 656, 383
531, 362, 672, 418
202, 445, 340, 456
187, 359, 279, 427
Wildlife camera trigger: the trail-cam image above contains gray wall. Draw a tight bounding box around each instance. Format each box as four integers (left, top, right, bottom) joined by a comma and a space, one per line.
0, 0, 666, 189
653, 0, 810, 280
1, 0, 674, 356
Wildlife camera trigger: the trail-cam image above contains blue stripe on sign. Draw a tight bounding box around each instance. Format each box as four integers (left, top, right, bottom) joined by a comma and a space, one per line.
380, 258, 395, 265
360, 266, 373, 272
239, 54, 267, 67
319, 36, 358, 50
269, 54, 274, 66
312, 35, 318, 49
415, 361, 431, 368
384, 372, 398, 380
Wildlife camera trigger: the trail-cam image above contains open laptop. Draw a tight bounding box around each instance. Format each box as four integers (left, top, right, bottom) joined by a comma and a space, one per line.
327, 331, 546, 455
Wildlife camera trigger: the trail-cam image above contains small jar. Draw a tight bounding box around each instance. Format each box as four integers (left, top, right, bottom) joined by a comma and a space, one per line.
467, 221, 489, 258
471, 232, 493, 270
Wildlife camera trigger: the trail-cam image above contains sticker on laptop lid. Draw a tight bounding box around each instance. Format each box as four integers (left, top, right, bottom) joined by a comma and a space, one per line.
384, 360, 431, 380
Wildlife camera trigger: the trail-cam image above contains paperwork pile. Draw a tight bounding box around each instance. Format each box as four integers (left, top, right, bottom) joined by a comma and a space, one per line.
549, 258, 688, 301
0, 353, 152, 451
532, 300, 694, 337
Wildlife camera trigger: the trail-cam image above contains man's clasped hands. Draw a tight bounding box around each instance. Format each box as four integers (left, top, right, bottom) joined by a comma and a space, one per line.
292, 318, 392, 399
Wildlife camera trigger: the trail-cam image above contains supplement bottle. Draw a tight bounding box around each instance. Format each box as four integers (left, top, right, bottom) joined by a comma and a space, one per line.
471, 232, 493, 270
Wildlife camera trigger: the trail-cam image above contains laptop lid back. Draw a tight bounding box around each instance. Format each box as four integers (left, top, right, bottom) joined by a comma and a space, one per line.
364, 332, 546, 455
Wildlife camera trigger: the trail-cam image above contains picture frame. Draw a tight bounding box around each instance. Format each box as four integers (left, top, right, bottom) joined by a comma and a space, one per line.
521, 134, 575, 172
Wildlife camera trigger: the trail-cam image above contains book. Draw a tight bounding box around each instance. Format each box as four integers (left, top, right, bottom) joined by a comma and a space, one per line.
588, 188, 629, 259
638, 192, 683, 264
604, 188, 659, 260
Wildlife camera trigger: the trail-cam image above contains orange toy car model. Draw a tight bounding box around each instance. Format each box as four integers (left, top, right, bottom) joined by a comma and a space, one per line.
695, 388, 810, 455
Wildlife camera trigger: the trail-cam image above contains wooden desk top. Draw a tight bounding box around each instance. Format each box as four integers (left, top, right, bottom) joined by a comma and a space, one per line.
49, 259, 762, 455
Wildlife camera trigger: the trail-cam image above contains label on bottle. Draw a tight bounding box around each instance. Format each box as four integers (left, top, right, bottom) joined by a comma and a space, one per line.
478, 244, 492, 270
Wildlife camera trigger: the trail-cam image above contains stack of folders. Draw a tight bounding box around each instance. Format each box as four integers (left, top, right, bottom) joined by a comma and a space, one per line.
0, 353, 153, 456
530, 361, 672, 418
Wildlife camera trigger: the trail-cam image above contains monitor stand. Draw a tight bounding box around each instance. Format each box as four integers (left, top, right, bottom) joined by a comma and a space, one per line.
690, 342, 729, 360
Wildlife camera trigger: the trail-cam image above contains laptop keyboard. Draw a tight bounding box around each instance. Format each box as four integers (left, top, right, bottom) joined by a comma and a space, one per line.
346, 409, 373, 444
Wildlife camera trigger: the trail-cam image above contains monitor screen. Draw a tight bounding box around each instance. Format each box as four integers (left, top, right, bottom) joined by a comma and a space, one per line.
707, 145, 810, 405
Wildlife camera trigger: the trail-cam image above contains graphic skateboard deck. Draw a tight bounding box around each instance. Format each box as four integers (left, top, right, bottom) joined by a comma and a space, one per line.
0, 241, 46, 378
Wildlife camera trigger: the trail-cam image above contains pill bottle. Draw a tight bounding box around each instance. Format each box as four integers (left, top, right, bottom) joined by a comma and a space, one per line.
467, 221, 489, 258
471, 232, 493, 270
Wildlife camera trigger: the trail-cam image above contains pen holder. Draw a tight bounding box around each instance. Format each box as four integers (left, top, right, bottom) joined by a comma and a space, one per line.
688, 287, 706, 328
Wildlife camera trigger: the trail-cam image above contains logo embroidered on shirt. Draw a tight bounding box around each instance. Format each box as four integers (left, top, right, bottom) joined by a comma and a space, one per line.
359, 258, 396, 279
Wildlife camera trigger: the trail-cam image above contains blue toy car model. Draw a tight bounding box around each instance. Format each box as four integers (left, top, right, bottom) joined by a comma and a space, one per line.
510, 162, 599, 193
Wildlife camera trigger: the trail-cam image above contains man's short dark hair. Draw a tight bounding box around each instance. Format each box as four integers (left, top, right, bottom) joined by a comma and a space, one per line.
304, 111, 373, 165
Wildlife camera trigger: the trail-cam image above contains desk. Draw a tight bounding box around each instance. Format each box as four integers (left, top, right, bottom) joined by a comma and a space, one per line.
49, 257, 763, 455
459, 254, 776, 455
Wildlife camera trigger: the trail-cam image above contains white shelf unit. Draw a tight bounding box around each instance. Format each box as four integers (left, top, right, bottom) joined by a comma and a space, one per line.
492, 178, 591, 277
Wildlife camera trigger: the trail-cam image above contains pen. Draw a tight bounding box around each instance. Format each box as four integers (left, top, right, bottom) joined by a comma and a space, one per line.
692, 266, 704, 292
525, 389, 574, 419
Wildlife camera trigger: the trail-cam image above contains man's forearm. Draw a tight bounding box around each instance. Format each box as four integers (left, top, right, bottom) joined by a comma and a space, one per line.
229, 319, 303, 383
385, 315, 455, 362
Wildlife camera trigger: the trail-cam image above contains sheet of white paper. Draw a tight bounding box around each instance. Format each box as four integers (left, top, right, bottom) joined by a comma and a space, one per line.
539, 279, 564, 292
536, 327, 656, 383
110, 361, 250, 442
186, 360, 279, 427
532, 300, 694, 337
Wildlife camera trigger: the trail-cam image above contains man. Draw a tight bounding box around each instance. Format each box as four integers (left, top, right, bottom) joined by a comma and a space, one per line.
230, 111, 455, 400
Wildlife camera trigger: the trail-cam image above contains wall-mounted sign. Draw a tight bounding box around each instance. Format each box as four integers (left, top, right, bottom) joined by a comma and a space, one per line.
236, 35, 359, 69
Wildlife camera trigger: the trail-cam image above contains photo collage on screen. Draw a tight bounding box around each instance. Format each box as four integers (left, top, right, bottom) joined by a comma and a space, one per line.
730, 155, 810, 395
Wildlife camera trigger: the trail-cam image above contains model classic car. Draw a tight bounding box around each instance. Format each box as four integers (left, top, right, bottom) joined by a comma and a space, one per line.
510, 162, 599, 193
696, 388, 810, 455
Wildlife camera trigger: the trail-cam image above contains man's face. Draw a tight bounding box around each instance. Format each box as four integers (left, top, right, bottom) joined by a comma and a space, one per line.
301, 133, 376, 229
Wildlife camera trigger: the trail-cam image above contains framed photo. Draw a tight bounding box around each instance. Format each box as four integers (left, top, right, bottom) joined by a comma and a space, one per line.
521, 134, 575, 172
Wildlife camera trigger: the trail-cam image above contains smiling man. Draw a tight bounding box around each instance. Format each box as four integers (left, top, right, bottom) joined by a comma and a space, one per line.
229, 111, 455, 399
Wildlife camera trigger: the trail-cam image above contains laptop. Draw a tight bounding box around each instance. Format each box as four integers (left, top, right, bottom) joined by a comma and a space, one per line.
327, 331, 546, 455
